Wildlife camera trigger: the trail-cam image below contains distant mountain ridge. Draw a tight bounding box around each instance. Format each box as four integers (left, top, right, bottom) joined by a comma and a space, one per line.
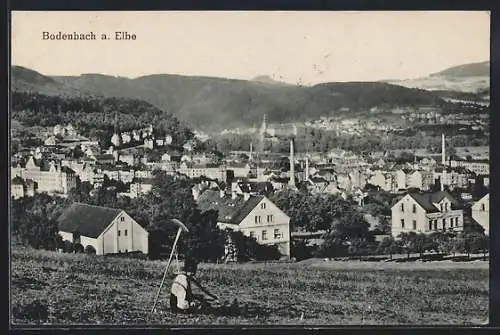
252, 75, 291, 86
430, 61, 489, 77
12, 65, 446, 132
383, 61, 490, 93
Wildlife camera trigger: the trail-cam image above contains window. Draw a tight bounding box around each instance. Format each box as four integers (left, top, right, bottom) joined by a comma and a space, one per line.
261, 203, 266, 209
125, 249, 128, 253
412, 204, 416, 213
249, 231, 255, 239
401, 219, 405, 228
442, 219, 446, 230
434, 220, 437, 230
455, 217, 459, 227
120, 217, 125, 222
428, 220, 432, 231
274, 229, 280, 239
401, 203, 404, 212
412, 220, 417, 230
267, 215, 273, 223
124, 229, 128, 236
254, 216, 261, 224
440, 204, 443, 211
262, 230, 267, 241
445, 203, 448, 211
481, 203, 486, 211
118, 230, 121, 236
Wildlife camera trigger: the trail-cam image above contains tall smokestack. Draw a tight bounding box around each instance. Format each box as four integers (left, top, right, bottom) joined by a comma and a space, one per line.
441, 133, 446, 165
288, 138, 296, 189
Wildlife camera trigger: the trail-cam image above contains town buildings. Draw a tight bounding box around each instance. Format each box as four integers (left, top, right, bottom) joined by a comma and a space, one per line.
11, 157, 77, 196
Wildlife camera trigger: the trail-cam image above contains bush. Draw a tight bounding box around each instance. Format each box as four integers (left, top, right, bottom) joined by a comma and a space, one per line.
62, 240, 73, 253
12, 299, 48, 322
84, 245, 96, 255
73, 243, 84, 254
291, 239, 313, 261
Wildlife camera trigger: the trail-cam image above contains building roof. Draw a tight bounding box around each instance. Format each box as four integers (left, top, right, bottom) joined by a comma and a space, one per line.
11, 176, 24, 185
57, 203, 123, 238
408, 191, 461, 213
230, 195, 265, 225
197, 190, 246, 222
237, 181, 273, 194
197, 190, 266, 225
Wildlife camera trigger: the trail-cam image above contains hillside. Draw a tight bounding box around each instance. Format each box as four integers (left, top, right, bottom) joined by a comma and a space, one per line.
384, 61, 490, 94
430, 61, 490, 77
11, 66, 86, 97
11, 247, 489, 325
11, 91, 194, 148
12, 66, 446, 132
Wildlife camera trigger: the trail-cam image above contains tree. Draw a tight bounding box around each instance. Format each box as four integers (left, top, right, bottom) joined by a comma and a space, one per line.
377, 236, 399, 259
450, 234, 466, 257
398, 232, 417, 259
427, 231, 452, 254
413, 233, 427, 258
465, 232, 487, 259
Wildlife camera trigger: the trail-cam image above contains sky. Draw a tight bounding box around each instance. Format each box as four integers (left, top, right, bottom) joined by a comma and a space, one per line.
11, 11, 490, 85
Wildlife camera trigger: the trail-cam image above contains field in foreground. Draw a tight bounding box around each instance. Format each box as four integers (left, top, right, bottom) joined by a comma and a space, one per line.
11, 247, 489, 326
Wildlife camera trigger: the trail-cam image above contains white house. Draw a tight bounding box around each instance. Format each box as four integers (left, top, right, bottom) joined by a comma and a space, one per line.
472, 193, 489, 235
57, 203, 149, 255
197, 190, 290, 259
391, 191, 464, 237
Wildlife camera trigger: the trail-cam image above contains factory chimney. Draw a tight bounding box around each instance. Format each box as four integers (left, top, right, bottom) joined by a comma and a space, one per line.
441, 133, 446, 166
288, 138, 296, 189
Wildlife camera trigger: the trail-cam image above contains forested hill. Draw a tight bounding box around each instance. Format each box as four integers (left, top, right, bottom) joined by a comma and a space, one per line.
11, 66, 85, 97
54, 75, 447, 131
11, 91, 194, 148
12, 66, 446, 131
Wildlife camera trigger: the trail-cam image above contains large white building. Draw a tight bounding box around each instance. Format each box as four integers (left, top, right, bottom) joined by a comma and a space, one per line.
57, 203, 149, 255
391, 191, 464, 237
11, 157, 77, 196
197, 190, 290, 259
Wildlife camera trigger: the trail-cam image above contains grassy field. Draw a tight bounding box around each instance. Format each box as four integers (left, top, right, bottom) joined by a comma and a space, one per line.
11, 247, 489, 326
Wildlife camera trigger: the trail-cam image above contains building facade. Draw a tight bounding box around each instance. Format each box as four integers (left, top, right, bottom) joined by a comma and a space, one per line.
58, 203, 149, 255
391, 191, 464, 237
471, 193, 489, 235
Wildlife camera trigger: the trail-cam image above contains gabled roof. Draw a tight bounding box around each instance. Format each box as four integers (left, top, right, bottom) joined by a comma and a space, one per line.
197, 190, 246, 223
197, 190, 267, 225
11, 176, 24, 185
408, 193, 440, 213
57, 203, 123, 238
407, 191, 461, 213
230, 195, 265, 225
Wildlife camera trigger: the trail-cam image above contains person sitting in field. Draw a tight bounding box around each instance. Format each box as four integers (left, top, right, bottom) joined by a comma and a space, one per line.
170, 256, 219, 313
